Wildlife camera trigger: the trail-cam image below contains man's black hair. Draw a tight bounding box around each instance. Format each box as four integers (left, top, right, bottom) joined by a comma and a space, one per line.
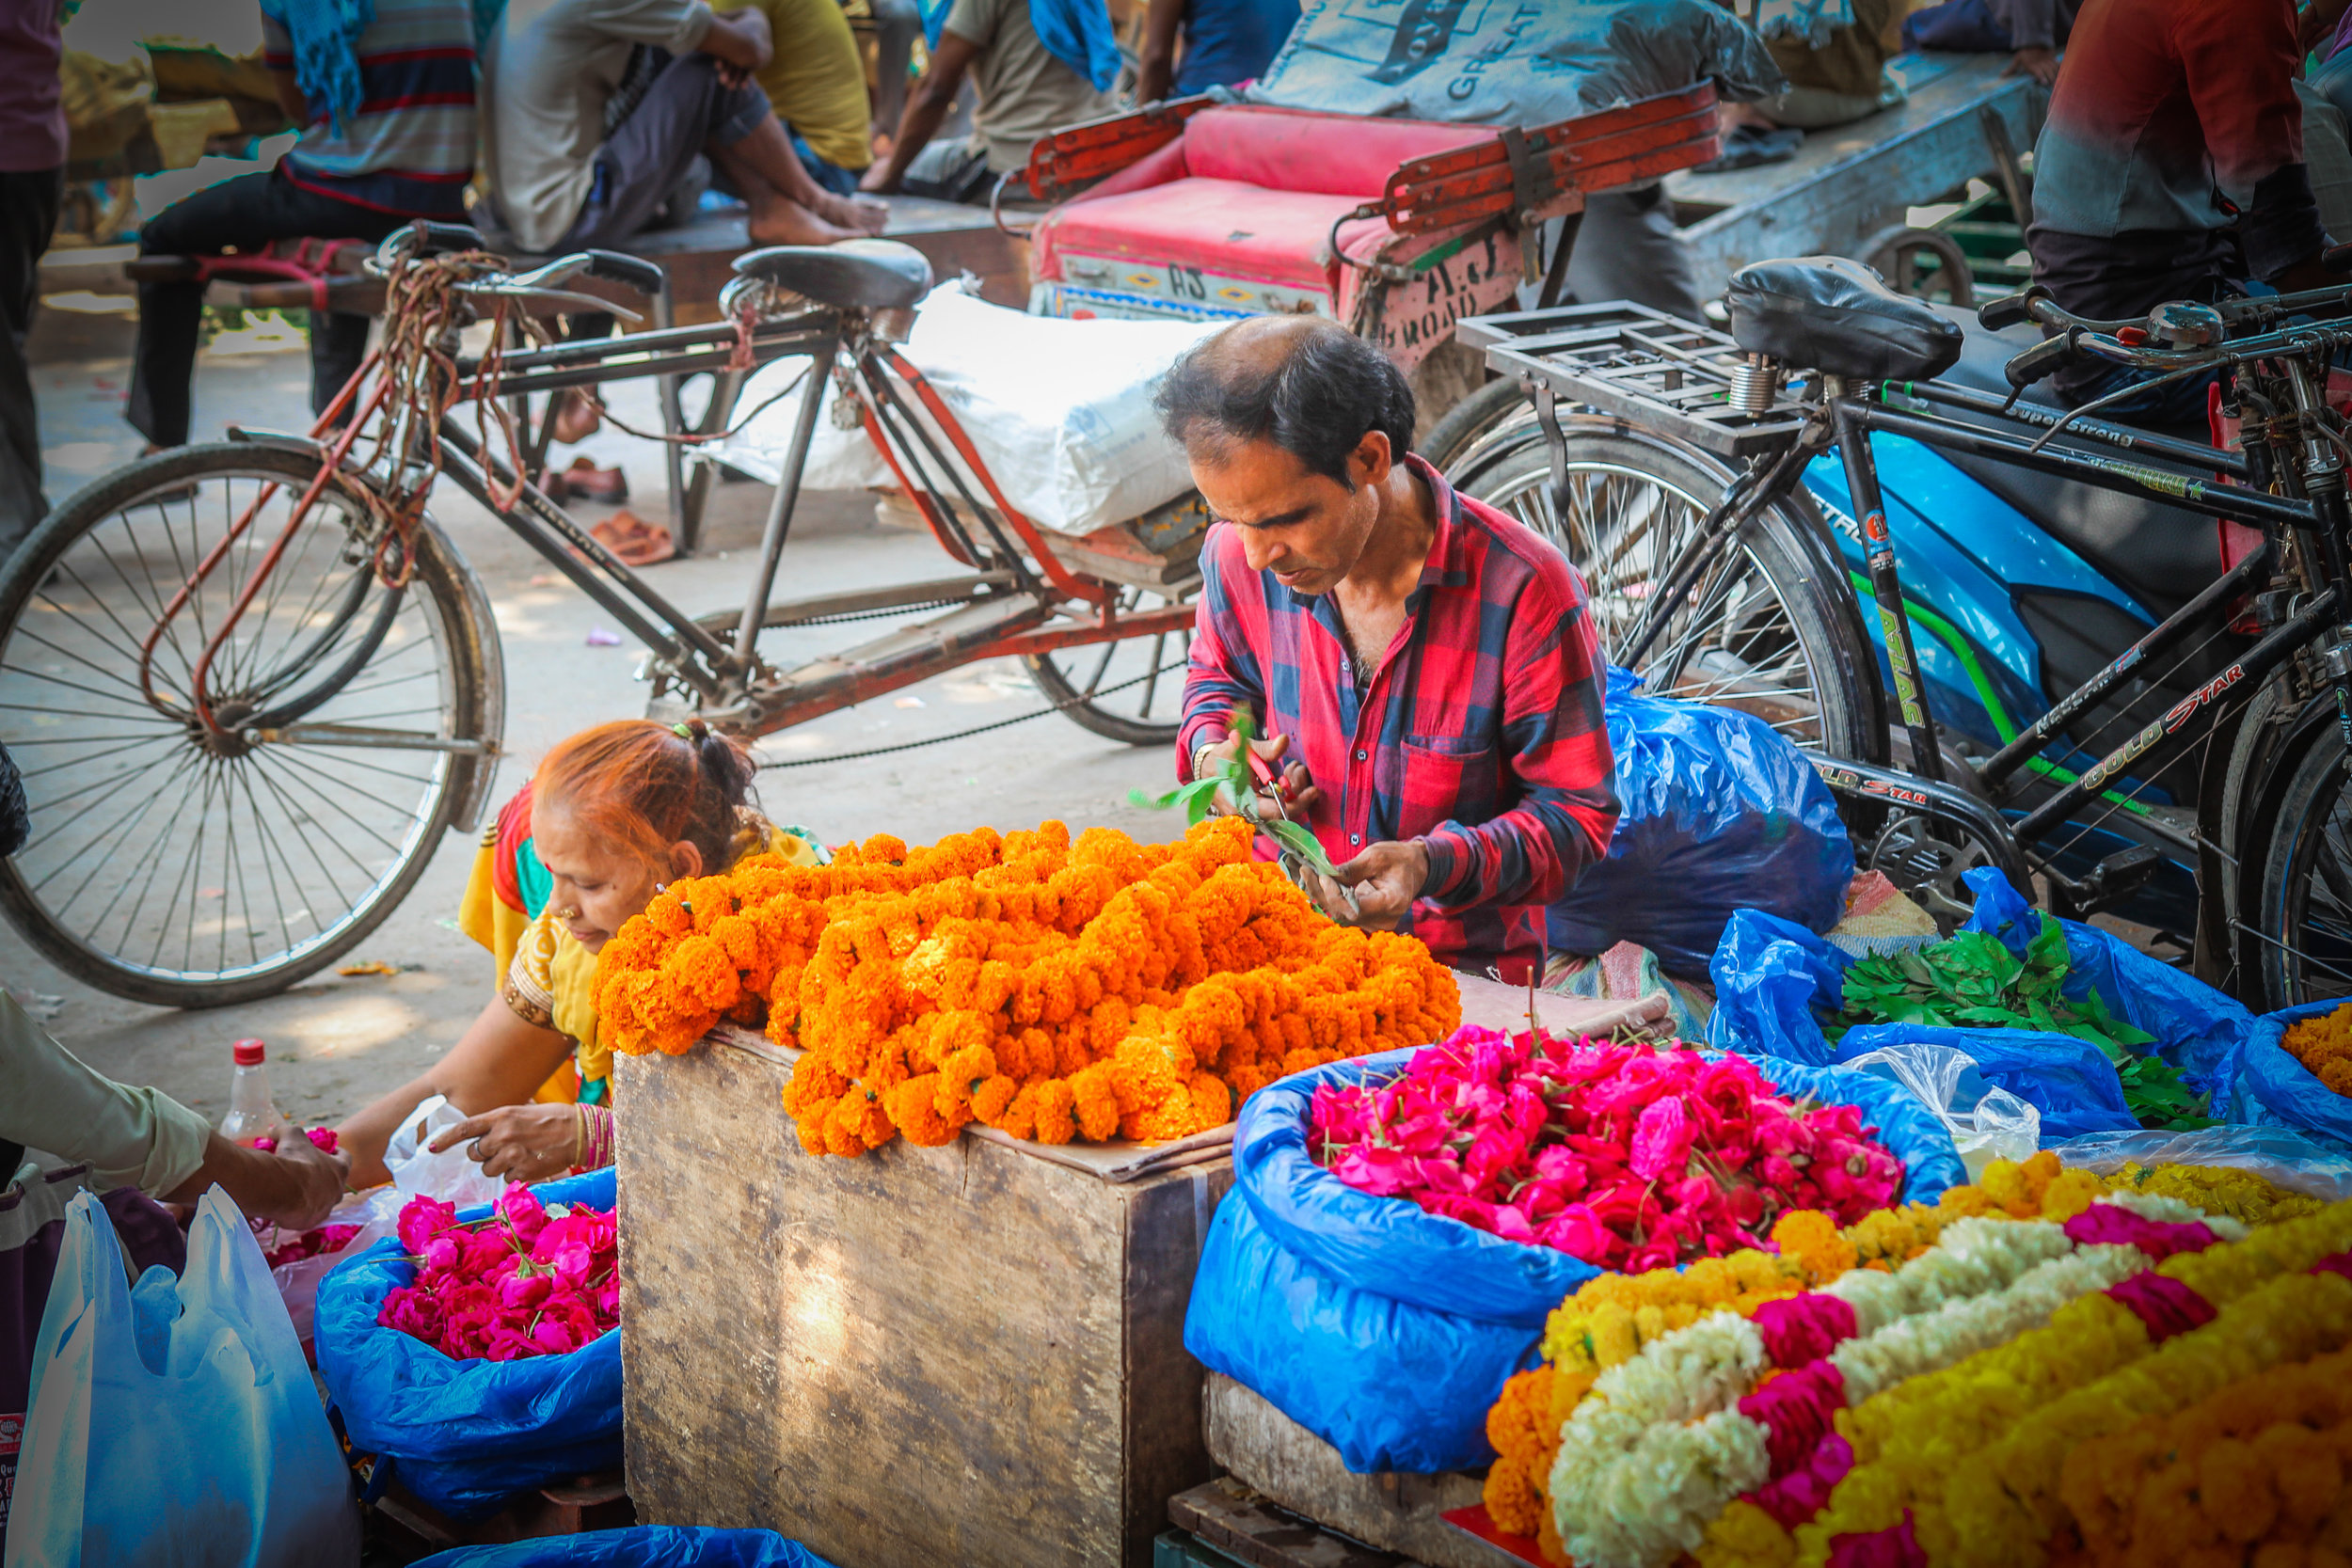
1153, 317, 1417, 492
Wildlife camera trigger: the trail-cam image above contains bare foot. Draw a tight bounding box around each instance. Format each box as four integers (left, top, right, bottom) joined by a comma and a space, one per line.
814, 191, 890, 235
745, 196, 863, 247
550, 389, 602, 444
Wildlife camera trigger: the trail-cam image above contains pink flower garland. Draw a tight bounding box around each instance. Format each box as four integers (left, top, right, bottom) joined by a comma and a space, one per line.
377, 1183, 619, 1362
1309, 1028, 1904, 1271
2060, 1203, 2217, 1261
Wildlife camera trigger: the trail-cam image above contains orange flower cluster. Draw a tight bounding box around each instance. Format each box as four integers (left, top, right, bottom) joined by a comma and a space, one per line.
2057, 1344, 2352, 1567
596, 817, 1461, 1157
2284, 1004, 2352, 1098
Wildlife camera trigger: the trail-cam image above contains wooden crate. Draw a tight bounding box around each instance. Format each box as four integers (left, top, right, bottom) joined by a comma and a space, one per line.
617, 979, 1661, 1568
617, 1030, 1232, 1568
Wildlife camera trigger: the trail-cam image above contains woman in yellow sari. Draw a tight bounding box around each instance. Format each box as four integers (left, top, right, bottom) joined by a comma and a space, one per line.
336, 718, 823, 1185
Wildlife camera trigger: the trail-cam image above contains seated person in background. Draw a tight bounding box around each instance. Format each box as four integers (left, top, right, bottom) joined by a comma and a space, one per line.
482, 0, 888, 257
2025, 0, 2333, 421
1136, 0, 1301, 103
1899, 0, 2076, 86
711, 0, 876, 195
1706, 0, 1904, 170
860, 0, 1117, 203
129, 0, 476, 451
336, 719, 828, 1186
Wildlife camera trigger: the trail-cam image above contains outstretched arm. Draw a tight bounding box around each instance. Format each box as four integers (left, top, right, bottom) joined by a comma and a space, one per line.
335, 996, 574, 1187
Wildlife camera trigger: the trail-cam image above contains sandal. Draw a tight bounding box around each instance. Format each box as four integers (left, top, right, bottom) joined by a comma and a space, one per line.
587, 508, 675, 567
546, 457, 628, 504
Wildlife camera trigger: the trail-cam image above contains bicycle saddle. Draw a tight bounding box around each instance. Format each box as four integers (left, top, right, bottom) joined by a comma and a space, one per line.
1725, 256, 1964, 382
731, 239, 932, 309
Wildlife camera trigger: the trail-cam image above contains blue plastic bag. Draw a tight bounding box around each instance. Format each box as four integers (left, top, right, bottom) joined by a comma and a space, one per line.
316, 1167, 621, 1521
1182, 1046, 1962, 1475
1549, 669, 1854, 978
10, 1188, 359, 1566
1709, 869, 2251, 1132
2231, 1001, 2352, 1150
414, 1528, 837, 1568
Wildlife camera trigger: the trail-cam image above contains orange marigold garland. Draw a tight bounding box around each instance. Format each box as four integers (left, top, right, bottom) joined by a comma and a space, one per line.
596, 817, 1461, 1154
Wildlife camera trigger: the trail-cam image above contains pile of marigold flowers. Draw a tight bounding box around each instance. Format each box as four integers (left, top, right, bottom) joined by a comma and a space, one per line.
596, 816, 1460, 1155
2284, 1002, 2352, 1098
1480, 1151, 2335, 1564
1311, 1027, 1905, 1272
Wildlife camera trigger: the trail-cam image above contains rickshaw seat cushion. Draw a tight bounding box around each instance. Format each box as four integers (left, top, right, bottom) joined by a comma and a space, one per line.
1040, 178, 1370, 293
1176, 107, 1474, 199
1726, 255, 1963, 383
731, 238, 932, 309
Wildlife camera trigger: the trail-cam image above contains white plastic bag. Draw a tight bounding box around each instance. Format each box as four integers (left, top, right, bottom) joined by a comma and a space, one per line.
712, 284, 1219, 537
2051, 1125, 2352, 1202
1836, 1039, 2042, 1180
384, 1094, 504, 1210
6, 1188, 358, 1567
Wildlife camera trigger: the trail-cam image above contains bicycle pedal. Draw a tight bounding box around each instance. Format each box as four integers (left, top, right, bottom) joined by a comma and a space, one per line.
2055, 844, 2167, 917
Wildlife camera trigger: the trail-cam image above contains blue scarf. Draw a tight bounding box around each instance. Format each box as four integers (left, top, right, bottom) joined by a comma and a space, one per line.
258, 0, 376, 135
471, 0, 508, 55
921, 0, 1118, 95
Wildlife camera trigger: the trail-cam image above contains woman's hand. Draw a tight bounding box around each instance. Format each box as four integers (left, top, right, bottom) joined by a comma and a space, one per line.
430, 1102, 582, 1183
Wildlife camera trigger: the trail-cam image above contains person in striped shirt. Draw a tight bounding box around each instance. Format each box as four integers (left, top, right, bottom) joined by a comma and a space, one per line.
126, 0, 477, 451
1158, 316, 1619, 973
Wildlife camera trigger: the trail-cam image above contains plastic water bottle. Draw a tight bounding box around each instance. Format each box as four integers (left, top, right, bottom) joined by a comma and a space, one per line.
219, 1038, 284, 1148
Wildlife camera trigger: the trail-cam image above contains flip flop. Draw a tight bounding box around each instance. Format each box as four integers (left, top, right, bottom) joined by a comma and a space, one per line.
588, 508, 675, 567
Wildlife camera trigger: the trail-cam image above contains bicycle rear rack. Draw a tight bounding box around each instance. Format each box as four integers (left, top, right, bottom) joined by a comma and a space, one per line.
1459, 302, 1809, 458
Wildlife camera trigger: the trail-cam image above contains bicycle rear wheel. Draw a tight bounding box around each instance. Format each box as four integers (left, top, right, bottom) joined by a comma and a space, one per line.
1024, 581, 1196, 746
0, 442, 492, 1007
1444, 418, 1884, 762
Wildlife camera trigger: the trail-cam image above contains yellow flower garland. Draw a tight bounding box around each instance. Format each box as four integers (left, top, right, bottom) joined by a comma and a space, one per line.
1785, 1199, 2352, 1568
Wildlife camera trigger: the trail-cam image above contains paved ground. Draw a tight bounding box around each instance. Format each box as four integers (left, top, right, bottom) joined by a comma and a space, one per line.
3, 327, 1180, 1130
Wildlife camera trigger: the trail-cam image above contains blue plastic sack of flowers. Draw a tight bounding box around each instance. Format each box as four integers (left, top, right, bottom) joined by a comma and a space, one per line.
414, 1528, 837, 1567
1181, 1044, 1960, 1474
1709, 868, 2250, 1133
2230, 1002, 2352, 1150
1546, 668, 1854, 979
316, 1166, 621, 1520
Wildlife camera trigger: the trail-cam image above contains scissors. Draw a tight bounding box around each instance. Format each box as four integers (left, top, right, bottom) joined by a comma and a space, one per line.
1238, 746, 1361, 919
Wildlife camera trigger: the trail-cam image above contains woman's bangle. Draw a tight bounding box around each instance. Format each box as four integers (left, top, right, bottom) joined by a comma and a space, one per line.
571, 1103, 586, 1169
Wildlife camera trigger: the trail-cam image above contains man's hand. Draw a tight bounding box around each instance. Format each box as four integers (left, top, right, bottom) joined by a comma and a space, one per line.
1303, 838, 1429, 931
262, 1131, 351, 1231
2005, 45, 2059, 86
1197, 730, 1323, 819
431, 1102, 581, 1183
716, 58, 754, 90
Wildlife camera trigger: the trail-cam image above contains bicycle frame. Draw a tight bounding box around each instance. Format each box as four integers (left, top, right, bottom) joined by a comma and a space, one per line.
1613, 370, 2349, 915
207, 293, 1195, 744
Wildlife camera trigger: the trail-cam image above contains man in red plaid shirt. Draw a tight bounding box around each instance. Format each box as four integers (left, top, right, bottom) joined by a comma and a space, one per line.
1157, 316, 1619, 971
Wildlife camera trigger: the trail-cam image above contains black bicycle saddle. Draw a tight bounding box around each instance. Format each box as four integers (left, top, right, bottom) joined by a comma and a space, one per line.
731, 239, 932, 309
1726, 256, 1964, 382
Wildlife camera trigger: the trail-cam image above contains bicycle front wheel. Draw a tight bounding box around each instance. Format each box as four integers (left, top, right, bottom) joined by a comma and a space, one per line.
1445, 418, 1884, 762
0, 442, 493, 1007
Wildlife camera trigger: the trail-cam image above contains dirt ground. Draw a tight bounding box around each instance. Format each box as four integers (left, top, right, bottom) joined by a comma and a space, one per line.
2, 328, 1180, 1132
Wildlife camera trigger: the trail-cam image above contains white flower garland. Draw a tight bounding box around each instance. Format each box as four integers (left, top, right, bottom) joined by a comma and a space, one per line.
1543, 1200, 2211, 1568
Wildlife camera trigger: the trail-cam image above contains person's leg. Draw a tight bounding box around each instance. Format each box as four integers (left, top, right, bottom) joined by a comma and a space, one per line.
0, 167, 60, 562
130, 169, 402, 444
1563, 187, 1699, 320
790, 131, 863, 198
867, 0, 920, 143
703, 106, 890, 243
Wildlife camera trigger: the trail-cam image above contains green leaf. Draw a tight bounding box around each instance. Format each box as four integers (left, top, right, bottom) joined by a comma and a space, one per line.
1262, 816, 1339, 878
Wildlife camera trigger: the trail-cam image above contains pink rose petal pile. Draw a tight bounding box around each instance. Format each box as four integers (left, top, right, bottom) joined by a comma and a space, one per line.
261, 1222, 362, 1269
1308, 1028, 1904, 1271
377, 1183, 619, 1361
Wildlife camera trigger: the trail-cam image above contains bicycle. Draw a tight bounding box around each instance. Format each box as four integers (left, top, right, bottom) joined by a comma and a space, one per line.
0, 221, 1200, 1006
1450, 256, 2352, 1010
